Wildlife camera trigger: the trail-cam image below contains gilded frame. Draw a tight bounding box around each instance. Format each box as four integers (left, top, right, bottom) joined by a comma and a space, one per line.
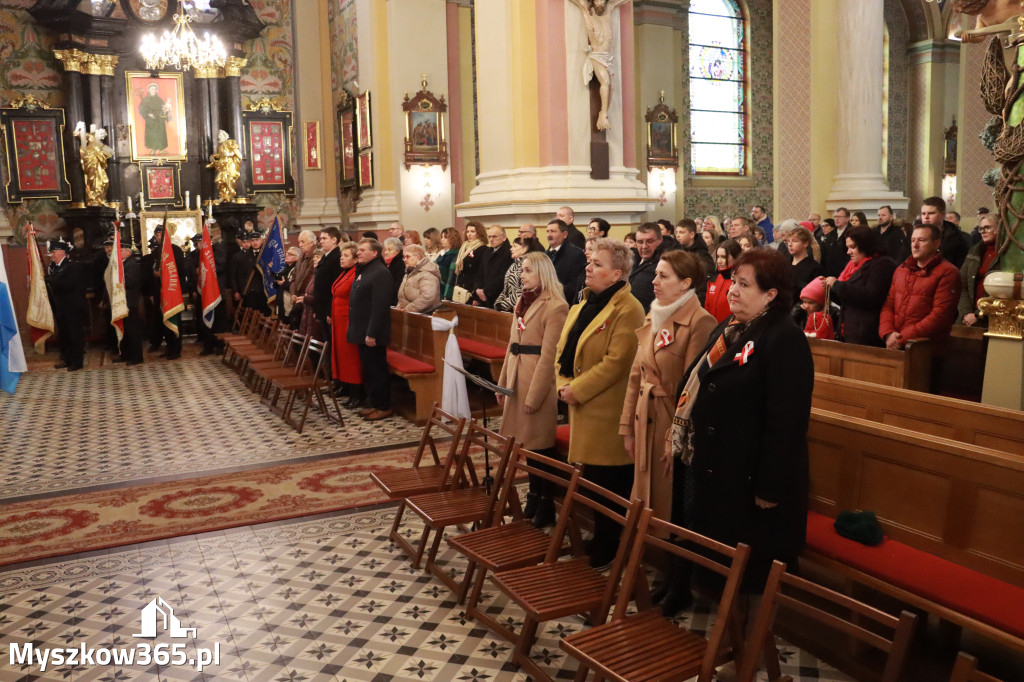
338, 100, 357, 189
0, 100, 72, 203
356, 91, 372, 150
402, 86, 447, 170
125, 70, 188, 161
303, 120, 321, 170
358, 151, 373, 189
140, 159, 182, 207
241, 109, 296, 195
645, 99, 679, 171
139, 209, 202, 256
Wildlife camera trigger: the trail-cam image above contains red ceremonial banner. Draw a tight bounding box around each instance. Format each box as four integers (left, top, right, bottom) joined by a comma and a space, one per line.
160, 239, 184, 336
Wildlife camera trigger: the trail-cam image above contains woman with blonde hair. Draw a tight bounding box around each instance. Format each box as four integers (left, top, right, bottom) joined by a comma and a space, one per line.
497, 251, 569, 527
452, 221, 485, 303
702, 216, 722, 236
556, 238, 646, 566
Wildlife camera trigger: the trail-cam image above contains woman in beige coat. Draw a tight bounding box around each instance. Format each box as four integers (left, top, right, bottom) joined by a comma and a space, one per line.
396, 244, 441, 313
556, 239, 646, 568
497, 252, 569, 527
619, 250, 717, 615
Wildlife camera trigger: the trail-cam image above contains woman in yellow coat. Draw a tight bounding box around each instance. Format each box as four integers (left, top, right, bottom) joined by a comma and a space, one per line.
619, 250, 717, 615
497, 252, 569, 527
556, 238, 646, 569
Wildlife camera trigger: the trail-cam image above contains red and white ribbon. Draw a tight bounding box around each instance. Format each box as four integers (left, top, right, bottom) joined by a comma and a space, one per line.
516, 316, 526, 332
656, 328, 672, 350
733, 340, 755, 365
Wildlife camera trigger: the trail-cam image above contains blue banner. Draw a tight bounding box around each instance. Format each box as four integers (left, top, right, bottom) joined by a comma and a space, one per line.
256, 218, 287, 305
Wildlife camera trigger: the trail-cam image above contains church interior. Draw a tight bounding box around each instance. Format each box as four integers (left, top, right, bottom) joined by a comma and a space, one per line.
1, 1, 1023, 680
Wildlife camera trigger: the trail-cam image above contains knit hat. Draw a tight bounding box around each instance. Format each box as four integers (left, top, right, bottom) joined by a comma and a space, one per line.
799, 220, 815, 232
800, 277, 827, 306
833, 510, 884, 546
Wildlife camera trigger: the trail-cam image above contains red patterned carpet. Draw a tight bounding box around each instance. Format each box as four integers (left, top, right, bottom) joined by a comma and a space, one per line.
0, 446, 420, 567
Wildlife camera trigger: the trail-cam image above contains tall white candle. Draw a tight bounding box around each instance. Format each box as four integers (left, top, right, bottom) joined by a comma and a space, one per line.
196, 194, 201, 211
140, 194, 146, 212
127, 196, 133, 212
185, 190, 190, 207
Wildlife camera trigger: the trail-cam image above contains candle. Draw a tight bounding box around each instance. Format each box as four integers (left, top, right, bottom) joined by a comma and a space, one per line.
140, 194, 146, 212
196, 194, 201, 211
127, 196, 133, 212
185, 190, 190, 207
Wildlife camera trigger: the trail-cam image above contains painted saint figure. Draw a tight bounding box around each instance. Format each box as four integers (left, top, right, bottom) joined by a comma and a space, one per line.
568, 0, 631, 131
139, 83, 170, 155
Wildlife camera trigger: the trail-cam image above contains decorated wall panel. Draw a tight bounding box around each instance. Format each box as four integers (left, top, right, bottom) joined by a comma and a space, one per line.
328, 0, 358, 211
884, 0, 910, 200
239, 0, 299, 231
682, 0, 773, 219
0, 0, 66, 241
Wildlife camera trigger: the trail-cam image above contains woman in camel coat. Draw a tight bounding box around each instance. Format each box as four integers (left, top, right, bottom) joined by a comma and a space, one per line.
556, 239, 646, 567
497, 252, 569, 525
620, 251, 717, 524
396, 244, 441, 313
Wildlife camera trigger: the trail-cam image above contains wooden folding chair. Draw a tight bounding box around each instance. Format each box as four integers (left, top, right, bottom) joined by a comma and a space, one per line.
259, 332, 312, 406
219, 309, 260, 363
241, 325, 292, 391
271, 338, 343, 433
224, 315, 275, 372
489, 484, 644, 682
560, 507, 749, 682
737, 560, 918, 682
950, 652, 1005, 682
448, 449, 581, 630
218, 305, 252, 340
371, 405, 468, 556
403, 424, 518, 584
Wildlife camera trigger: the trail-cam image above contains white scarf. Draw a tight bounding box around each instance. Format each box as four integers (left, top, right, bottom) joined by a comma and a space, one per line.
649, 290, 695, 346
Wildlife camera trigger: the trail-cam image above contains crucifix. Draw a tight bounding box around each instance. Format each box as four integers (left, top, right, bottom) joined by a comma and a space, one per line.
568, 0, 631, 179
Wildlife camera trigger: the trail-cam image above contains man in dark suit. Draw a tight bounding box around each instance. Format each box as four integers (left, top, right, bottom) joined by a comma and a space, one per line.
556, 206, 587, 249
546, 219, 587, 303
920, 196, 970, 269
348, 238, 394, 421
674, 219, 713, 304
45, 237, 86, 371
875, 205, 908, 264
823, 207, 851, 277
314, 227, 343, 343
475, 225, 513, 308
628, 222, 667, 313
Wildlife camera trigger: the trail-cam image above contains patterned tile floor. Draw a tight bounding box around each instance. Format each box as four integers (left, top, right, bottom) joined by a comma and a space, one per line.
0, 507, 853, 682
0, 355, 425, 500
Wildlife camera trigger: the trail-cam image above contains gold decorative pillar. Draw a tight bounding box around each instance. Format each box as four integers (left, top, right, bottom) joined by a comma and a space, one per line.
979, 286, 1024, 409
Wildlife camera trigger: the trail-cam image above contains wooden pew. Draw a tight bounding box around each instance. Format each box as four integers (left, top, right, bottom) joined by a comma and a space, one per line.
812, 374, 1024, 456
805, 408, 1024, 652
441, 302, 511, 382
944, 325, 987, 398
808, 337, 932, 392
387, 308, 447, 425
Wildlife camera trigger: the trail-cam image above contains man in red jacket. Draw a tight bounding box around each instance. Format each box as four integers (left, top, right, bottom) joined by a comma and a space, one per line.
879, 223, 960, 353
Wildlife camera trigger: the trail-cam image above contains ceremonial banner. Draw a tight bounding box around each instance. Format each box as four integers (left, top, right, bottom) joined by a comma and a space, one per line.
0, 244, 28, 394
160, 239, 185, 336
198, 220, 222, 328
104, 228, 128, 347
256, 218, 286, 305
25, 226, 54, 353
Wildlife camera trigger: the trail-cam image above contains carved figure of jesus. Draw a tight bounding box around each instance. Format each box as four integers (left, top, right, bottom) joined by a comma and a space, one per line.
568, 0, 630, 131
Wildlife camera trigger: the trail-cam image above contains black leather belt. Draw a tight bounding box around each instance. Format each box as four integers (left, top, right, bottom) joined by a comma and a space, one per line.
510, 343, 541, 355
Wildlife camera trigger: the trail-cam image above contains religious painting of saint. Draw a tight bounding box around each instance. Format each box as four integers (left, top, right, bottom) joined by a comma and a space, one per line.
304, 120, 321, 170
126, 71, 187, 161
408, 111, 439, 153
340, 108, 356, 185
649, 121, 673, 157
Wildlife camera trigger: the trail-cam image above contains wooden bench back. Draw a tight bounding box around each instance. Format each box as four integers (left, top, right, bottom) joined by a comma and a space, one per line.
808, 407, 1024, 586
808, 337, 931, 391
813, 374, 1024, 456
441, 302, 511, 348
389, 307, 446, 371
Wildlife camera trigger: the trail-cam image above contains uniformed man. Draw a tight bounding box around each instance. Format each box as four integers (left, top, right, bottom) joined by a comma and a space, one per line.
45, 237, 86, 371
142, 235, 162, 351
113, 238, 144, 365
153, 225, 187, 360
230, 228, 270, 315
95, 233, 117, 351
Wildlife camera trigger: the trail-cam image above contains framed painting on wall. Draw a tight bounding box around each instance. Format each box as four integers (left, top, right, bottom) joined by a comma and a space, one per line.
0, 98, 72, 203
402, 83, 447, 169
358, 151, 373, 189
125, 71, 187, 161
356, 91, 371, 150
140, 160, 181, 206
645, 95, 678, 170
338, 102, 356, 188
138, 209, 201, 255
304, 120, 321, 170
241, 108, 296, 195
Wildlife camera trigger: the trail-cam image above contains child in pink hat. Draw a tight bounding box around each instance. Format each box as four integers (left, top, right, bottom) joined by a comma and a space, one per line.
800, 278, 834, 340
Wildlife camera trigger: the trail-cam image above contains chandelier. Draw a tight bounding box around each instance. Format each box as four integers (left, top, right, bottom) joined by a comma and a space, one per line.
140, 13, 226, 72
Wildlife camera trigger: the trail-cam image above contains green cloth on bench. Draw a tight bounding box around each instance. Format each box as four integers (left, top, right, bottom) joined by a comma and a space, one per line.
834, 510, 884, 546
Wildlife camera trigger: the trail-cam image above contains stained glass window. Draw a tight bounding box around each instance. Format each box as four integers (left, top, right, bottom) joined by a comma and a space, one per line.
689, 0, 747, 175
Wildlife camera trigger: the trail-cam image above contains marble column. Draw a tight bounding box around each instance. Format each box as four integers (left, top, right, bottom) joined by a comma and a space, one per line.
61, 67, 87, 207
826, 0, 907, 212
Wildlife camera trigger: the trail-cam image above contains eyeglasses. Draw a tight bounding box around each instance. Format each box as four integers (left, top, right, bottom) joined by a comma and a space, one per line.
979, 225, 998, 232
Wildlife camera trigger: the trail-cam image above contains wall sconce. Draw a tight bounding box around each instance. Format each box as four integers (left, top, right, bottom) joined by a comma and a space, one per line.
647, 167, 676, 208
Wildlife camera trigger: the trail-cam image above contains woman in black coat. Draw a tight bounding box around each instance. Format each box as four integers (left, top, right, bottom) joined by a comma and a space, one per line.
822, 226, 896, 346
672, 248, 813, 594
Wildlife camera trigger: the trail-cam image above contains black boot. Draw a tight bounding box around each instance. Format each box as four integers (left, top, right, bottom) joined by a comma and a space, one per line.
523, 493, 540, 519
531, 497, 556, 529
659, 559, 693, 618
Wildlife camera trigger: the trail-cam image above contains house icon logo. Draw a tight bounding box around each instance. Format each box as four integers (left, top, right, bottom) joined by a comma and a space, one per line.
133, 597, 197, 639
